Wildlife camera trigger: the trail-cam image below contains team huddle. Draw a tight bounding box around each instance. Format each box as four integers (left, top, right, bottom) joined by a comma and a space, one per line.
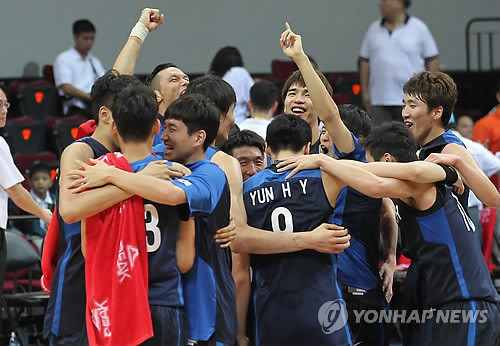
40, 8, 500, 346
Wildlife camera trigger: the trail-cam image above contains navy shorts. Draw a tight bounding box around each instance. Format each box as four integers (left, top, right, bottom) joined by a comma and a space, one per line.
141, 305, 188, 346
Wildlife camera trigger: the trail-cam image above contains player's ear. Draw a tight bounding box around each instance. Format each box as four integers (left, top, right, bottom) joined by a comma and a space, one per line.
154, 90, 163, 105
194, 130, 206, 148
265, 143, 271, 158
99, 106, 112, 124
431, 106, 443, 121
303, 142, 311, 155
152, 119, 161, 136
382, 153, 392, 162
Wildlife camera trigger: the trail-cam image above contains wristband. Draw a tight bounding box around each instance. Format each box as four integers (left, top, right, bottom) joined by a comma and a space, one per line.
437, 163, 458, 185
129, 22, 149, 42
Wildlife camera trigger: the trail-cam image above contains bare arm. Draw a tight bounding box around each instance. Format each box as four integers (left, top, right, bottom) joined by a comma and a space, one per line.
176, 217, 195, 273
232, 252, 250, 345
427, 148, 500, 207
359, 59, 371, 113
58, 143, 132, 224
7, 184, 52, 223
59, 84, 91, 102
379, 198, 397, 302
113, 8, 164, 75
425, 57, 440, 72
280, 23, 354, 154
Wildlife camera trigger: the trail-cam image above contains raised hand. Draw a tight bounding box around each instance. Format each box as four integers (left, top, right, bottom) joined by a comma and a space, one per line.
138, 8, 165, 32
280, 22, 305, 60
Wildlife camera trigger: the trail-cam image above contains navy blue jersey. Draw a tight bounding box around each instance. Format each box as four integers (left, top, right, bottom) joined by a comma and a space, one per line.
171, 160, 236, 343
332, 134, 383, 290
44, 137, 109, 338
243, 164, 352, 346
129, 154, 187, 307
418, 129, 470, 211
397, 184, 500, 308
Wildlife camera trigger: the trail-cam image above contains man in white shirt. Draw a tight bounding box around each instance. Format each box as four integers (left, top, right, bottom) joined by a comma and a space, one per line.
54, 19, 105, 117
0, 84, 52, 294
359, 0, 439, 125
238, 80, 279, 139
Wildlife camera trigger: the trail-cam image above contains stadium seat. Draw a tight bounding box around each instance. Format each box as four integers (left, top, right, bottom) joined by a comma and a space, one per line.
4, 117, 46, 155
52, 115, 87, 156
271, 60, 298, 81
14, 152, 59, 190
1, 232, 48, 346
15, 82, 59, 120
333, 73, 364, 109
42, 65, 55, 86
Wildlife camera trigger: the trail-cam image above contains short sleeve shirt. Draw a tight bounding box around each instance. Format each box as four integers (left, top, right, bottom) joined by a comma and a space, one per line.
359, 16, 438, 106
0, 137, 24, 228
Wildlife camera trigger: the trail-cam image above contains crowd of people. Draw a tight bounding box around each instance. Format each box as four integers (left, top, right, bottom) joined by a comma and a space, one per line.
1, 1, 500, 346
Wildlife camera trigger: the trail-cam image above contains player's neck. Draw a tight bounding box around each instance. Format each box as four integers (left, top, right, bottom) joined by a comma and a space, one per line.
421, 126, 446, 146
251, 110, 273, 121
271, 150, 304, 162
92, 127, 118, 153
311, 125, 320, 145
183, 149, 206, 165
120, 140, 154, 163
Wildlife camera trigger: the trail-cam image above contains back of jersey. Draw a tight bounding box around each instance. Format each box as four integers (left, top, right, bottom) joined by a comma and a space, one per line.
243, 165, 351, 345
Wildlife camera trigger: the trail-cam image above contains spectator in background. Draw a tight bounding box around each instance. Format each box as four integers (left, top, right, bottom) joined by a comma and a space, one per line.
473, 81, 500, 153
359, 0, 439, 125
238, 80, 279, 139
210, 46, 254, 124
455, 113, 475, 140
0, 83, 52, 294
54, 19, 105, 117
24, 163, 55, 238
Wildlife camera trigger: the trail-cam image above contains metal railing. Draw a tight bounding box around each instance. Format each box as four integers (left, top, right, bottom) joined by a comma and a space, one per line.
465, 17, 500, 71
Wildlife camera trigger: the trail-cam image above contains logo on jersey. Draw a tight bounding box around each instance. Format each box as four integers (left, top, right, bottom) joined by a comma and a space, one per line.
91, 299, 112, 337
318, 299, 348, 334
116, 241, 139, 283
177, 178, 192, 187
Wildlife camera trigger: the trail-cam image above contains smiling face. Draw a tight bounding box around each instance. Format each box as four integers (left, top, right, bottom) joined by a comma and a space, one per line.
402, 94, 435, 145
231, 145, 265, 181
157, 67, 190, 109
284, 82, 316, 127
0, 88, 9, 128
161, 119, 199, 164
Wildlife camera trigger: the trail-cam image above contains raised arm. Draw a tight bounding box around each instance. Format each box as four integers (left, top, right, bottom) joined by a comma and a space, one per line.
280, 23, 354, 154
113, 8, 164, 75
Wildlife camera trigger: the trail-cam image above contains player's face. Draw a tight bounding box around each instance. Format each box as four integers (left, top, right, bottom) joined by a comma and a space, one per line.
402, 94, 433, 145
158, 67, 190, 109
320, 127, 335, 158
284, 83, 316, 128
456, 116, 474, 140
0, 89, 8, 128
31, 172, 53, 197
161, 119, 197, 164
232, 146, 265, 181
216, 104, 235, 145
74, 32, 95, 55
